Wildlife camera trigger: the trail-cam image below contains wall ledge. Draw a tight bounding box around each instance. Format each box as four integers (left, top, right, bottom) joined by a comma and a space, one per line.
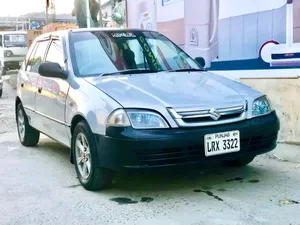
211, 69, 300, 80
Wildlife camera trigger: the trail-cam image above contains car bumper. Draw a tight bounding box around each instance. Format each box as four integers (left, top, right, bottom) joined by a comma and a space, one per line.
4, 60, 23, 69
94, 111, 280, 170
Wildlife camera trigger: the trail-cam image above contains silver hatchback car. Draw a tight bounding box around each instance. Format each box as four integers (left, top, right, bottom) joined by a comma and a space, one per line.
16, 28, 280, 190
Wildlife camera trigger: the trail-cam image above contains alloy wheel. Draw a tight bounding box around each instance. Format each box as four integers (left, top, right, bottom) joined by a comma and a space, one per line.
17, 108, 25, 142
75, 133, 92, 180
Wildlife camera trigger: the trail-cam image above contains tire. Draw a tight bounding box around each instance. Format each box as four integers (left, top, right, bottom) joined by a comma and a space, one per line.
72, 121, 114, 191
0, 89, 2, 98
16, 103, 40, 147
223, 156, 255, 167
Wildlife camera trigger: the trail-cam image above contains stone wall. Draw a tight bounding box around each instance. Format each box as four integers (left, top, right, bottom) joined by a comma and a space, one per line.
240, 77, 300, 144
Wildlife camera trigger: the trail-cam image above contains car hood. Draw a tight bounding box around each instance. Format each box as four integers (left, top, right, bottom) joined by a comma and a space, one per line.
84, 71, 262, 109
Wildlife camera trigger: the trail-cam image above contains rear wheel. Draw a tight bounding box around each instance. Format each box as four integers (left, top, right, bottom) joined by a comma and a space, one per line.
223, 156, 255, 167
72, 121, 114, 191
16, 103, 40, 146
0, 89, 2, 98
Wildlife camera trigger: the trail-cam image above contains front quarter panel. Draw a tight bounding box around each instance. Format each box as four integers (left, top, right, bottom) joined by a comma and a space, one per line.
65, 77, 122, 137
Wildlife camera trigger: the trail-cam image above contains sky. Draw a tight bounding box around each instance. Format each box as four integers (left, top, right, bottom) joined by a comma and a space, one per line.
0, 0, 74, 16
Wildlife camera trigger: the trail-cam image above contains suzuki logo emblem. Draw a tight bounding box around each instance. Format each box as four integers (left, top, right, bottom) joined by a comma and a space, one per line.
209, 108, 221, 121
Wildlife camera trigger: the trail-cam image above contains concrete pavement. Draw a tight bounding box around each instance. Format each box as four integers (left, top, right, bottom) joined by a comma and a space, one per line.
0, 76, 300, 225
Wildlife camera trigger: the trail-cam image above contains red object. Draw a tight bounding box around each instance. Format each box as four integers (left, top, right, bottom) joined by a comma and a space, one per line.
259, 40, 279, 58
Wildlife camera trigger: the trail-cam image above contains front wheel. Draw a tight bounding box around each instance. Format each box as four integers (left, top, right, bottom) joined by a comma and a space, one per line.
72, 121, 114, 191
0, 89, 2, 98
16, 103, 40, 146
223, 156, 255, 167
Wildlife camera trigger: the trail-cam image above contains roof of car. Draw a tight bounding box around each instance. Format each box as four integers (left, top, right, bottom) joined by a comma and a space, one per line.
0, 31, 27, 35
69, 28, 153, 33
38, 28, 156, 38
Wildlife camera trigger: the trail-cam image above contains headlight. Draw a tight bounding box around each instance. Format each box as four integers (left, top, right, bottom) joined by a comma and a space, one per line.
252, 96, 273, 117
126, 110, 169, 129
107, 109, 131, 127
5, 50, 13, 57
107, 109, 169, 129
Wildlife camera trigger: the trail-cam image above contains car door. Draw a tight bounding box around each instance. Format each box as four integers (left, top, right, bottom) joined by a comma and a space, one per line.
18, 40, 49, 127
35, 38, 70, 146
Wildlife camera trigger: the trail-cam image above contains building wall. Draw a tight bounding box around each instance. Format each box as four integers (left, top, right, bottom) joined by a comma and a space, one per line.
240, 77, 300, 144
294, 0, 300, 42
218, 5, 286, 61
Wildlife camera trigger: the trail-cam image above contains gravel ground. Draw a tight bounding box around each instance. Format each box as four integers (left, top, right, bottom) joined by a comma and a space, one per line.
0, 77, 299, 225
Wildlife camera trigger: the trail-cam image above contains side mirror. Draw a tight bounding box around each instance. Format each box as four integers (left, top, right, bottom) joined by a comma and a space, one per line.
38, 62, 67, 79
194, 57, 206, 68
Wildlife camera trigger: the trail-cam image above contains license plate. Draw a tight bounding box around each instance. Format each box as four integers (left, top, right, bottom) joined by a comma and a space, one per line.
204, 130, 240, 157
19, 61, 22, 66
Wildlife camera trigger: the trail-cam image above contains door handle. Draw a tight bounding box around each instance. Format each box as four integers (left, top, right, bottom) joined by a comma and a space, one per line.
38, 87, 42, 93
20, 83, 24, 88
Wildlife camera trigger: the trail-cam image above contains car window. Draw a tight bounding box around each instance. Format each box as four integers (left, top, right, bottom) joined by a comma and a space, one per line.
0, 35, 2, 47
73, 36, 117, 76
146, 37, 196, 71
4, 34, 27, 47
69, 31, 202, 77
45, 40, 65, 69
24, 42, 39, 71
26, 42, 39, 72
28, 41, 49, 73
126, 39, 151, 69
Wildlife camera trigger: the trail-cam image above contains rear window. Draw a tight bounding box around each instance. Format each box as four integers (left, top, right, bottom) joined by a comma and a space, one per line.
4, 34, 27, 47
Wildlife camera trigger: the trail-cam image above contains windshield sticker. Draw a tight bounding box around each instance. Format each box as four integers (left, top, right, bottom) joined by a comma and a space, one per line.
139, 36, 159, 70
111, 32, 136, 38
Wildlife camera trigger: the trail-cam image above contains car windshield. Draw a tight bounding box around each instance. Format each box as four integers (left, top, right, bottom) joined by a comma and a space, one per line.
4, 34, 27, 47
69, 30, 202, 77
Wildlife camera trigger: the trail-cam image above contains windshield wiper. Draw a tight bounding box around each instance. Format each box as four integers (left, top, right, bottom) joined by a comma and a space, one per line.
101, 69, 161, 76
167, 68, 205, 72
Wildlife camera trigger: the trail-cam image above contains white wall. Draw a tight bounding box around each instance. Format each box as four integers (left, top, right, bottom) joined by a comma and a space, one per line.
217, 3, 287, 61
219, 0, 286, 19
157, 0, 184, 22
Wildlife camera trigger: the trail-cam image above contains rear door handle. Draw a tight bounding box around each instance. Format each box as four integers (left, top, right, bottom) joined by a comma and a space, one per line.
38, 87, 42, 93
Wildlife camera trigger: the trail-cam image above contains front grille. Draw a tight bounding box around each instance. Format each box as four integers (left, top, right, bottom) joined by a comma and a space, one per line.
168, 103, 247, 128
182, 113, 242, 123
136, 133, 277, 167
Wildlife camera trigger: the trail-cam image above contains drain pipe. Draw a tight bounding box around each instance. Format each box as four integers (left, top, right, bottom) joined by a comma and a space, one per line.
86, 0, 91, 28
286, 0, 294, 47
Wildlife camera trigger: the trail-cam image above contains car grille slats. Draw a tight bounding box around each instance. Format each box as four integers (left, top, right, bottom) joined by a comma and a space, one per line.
168, 102, 248, 128
136, 133, 277, 167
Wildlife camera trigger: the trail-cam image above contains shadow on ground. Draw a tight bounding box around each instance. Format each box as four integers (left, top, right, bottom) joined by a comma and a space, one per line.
36, 138, 271, 196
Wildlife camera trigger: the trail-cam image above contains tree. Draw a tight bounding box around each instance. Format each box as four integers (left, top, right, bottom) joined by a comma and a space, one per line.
72, 0, 101, 28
